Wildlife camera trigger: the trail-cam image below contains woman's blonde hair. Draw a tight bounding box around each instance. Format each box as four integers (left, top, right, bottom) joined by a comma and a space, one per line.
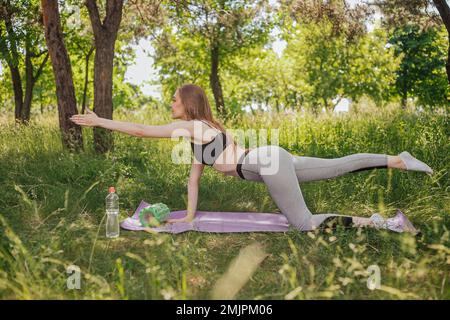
178, 84, 240, 149
178, 84, 223, 130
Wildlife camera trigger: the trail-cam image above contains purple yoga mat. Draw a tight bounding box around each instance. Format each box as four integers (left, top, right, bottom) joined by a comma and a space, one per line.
120, 200, 291, 234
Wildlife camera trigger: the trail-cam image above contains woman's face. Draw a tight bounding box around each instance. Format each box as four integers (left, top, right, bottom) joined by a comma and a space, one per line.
171, 90, 186, 119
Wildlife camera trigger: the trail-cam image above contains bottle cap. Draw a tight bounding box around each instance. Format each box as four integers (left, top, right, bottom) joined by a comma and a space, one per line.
108, 186, 115, 193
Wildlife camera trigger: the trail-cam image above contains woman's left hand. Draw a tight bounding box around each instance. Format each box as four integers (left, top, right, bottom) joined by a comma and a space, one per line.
166, 215, 195, 224
70, 108, 100, 127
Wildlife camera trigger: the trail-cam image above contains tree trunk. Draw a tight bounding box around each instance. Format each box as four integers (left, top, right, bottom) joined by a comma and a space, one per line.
209, 43, 226, 118
322, 97, 330, 113
433, 0, 450, 103
9, 65, 24, 123
92, 41, 115, 153
401, 91, 408, 109
40, 89, 43, 114
41, 0, 83, 152
1, 1, 48, 124
81, 46, 94, 114
446, 33, 450, 106
21, 40, 49, 123
22, 43, 34, 123
0, 5, 24, 124
86, 0, 123, 154
447, 34, 450, 85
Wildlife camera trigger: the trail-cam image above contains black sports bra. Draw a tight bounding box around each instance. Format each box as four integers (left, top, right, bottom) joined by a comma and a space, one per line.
190, 120, 231, 166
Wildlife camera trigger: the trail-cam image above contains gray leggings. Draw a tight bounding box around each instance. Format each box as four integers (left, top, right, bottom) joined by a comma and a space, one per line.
237, 146, 388, 231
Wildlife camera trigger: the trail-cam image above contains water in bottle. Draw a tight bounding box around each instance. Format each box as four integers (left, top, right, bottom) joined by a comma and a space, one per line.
106, 186, 119, 238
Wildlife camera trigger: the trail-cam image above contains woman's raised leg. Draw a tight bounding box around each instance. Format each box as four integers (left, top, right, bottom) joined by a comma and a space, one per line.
291, 153, 390, 183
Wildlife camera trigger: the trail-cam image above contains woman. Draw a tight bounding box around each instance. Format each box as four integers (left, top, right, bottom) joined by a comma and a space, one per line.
70, 84, 432, 234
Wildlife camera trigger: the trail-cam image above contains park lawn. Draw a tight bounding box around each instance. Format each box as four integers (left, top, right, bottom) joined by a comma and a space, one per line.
0, 108, 448, 299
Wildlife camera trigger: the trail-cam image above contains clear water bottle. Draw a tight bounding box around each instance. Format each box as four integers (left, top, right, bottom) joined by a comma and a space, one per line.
106, 186, 119, 238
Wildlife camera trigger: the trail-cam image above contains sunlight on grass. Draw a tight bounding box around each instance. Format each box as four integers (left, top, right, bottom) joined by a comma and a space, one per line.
211, 242, 268, 299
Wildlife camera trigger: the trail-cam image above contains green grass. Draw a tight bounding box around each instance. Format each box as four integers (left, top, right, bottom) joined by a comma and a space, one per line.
0, 106, 449, 299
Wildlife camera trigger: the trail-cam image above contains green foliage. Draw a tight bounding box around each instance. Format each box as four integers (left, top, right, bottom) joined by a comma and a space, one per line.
0, 1, 154, 114
389, 24, 449, 108
0, 0, 51, 113
282, 21, 400, 112
1, 0, 449, 118
151, 0, 274, 116
151, 12, 418, 115
151, 26, 211, 104
221, 46, 292, 114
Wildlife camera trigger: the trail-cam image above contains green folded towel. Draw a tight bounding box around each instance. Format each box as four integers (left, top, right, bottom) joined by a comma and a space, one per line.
139, 203, 171, 227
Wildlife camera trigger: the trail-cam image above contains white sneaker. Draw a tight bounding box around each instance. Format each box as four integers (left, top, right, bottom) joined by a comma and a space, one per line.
370, 210, 420, 236
398, 151, 433, 174
388, 209, 421, 236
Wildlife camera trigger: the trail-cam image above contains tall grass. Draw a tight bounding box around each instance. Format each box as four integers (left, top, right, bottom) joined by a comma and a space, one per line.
0, 106, 448, 299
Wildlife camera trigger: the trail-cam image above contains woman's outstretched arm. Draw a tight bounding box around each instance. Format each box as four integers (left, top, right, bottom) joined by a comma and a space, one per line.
69, 108, 193, 138
97, 118, 143, 137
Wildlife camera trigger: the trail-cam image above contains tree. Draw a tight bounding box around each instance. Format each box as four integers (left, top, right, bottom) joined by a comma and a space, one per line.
373, 0, 450, 102
61, 2, 96, 115
154, 0, 274, 118
389, 24, 448, 108
41, 0, 83, 152
279, 0, 375, 41
433, 0, 450, 84
221, 46, 294, 114
278, 2, 398, 112
85, 0, 124, 154
0, 0, 49, 124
